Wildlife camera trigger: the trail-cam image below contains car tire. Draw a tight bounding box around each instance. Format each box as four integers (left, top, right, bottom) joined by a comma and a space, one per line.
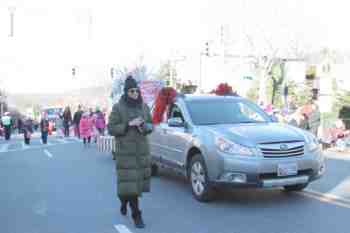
151, 163, 159, 176
189, 154, 215, 202
283, 183, 308, 192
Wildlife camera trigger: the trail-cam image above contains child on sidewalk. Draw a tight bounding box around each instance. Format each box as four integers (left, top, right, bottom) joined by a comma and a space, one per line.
79, 112, 93, 146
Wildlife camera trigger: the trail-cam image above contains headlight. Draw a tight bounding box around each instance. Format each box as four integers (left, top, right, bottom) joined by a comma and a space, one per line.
306, 134, 319, 152
215, 136, 254, 156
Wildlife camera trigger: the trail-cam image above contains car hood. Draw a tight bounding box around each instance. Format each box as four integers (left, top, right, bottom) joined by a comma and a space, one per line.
202, 123, 305, 146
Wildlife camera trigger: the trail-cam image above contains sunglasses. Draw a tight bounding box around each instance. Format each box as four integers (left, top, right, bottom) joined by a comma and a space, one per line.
128, 88, 139, 94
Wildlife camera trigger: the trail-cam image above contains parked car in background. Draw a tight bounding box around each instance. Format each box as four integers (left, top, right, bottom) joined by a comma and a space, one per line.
149, 95, 325, 202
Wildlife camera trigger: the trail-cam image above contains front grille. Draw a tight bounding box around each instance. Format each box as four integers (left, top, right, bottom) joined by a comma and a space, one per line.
259, 141, 304, 158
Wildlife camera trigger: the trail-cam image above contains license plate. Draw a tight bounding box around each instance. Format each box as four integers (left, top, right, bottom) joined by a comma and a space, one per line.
277, 163, 298, 177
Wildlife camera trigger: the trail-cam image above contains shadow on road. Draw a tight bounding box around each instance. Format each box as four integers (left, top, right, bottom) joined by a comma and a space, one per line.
308, 153, 350, 199
151, 167, 308, 206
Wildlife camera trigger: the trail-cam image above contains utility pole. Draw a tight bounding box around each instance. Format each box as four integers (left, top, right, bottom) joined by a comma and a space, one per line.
72, 66, 77, 79
0, 90, 6, 116
220, 24, 225, 59
199, 53, 202, 92
220, 24, 229, 84
88, 9, 93, 40
169, 54, 186, 88
8, 7, 16, 37
0, 91, 3, 117
199, 42, 210, 92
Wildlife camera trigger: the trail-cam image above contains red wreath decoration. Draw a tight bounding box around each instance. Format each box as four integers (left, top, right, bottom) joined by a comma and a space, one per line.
152, 87, 177, 124
211, 83, 237, 96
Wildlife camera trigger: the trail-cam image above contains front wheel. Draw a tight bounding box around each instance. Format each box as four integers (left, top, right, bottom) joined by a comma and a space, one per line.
283, 183, 308, 192
151, 163, 159, 176
189, 154, 215, 202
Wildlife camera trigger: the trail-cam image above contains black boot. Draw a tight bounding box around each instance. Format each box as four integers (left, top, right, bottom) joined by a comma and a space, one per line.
132, 210, 145, 228
118, 196, 128, 216
130, 197, 145, 228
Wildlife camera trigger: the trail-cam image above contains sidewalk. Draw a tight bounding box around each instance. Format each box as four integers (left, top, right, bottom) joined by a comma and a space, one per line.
8, 132, 42, 139
324, 147, 350, 154
0, 131, 61, 141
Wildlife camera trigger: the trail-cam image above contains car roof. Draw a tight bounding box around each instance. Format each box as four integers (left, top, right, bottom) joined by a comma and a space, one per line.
43, 106, 63, 110
178, 94, 243, 103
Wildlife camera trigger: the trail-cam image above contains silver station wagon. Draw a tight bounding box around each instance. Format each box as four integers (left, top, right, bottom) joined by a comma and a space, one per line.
149, 95, 325, 202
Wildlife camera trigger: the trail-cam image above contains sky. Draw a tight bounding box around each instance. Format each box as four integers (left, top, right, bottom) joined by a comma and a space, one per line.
0, 0, 349, 94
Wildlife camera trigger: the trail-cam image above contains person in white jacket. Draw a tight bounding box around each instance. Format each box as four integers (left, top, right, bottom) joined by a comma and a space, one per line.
1, 112, 12, 140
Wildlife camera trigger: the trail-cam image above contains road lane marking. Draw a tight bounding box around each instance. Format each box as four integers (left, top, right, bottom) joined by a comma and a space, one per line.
40, 140, 52, 145
56, 138, 65, 143
40, 140, 52, 146
22, 142, 29, 150
114, 224, 133, 233
33, 200, 48, 216
327, 178, 350, 198
43, 149, 53, 158
71, 137, 81, 142
299, 189, 350, 209
0, 144, 10, 152
0, 139, 78, 153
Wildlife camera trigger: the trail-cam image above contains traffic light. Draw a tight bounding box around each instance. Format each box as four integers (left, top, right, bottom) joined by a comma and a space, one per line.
205, 42, 210, 57
306, 65, 316, 80
72, 67, 76, 77
110, 67, 114, 79
312, 88, 319, 100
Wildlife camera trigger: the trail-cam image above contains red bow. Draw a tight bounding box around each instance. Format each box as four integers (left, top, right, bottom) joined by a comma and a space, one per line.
152, 87, 177, 124
211, 83, 236, 96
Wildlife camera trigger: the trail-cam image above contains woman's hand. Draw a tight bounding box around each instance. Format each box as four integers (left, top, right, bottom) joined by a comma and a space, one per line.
129, 117, 144, 127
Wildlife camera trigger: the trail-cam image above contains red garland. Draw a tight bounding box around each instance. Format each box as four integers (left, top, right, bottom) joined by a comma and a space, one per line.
152, 87, 177, 124
211, 83, 237, 96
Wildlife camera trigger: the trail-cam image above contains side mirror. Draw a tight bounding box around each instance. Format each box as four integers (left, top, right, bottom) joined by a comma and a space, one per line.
167, 117, 184, 127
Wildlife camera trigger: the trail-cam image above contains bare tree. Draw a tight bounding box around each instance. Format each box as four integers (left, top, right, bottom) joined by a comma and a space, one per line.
244, 33, 279, 105
244, 32, 308, 105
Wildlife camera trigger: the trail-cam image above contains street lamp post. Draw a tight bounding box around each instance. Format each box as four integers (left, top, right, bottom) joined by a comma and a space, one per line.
169, 55, 186, 88
8, 6, 16, 37
88, 9, 93, 40
0, 91, 6, 116
199, 53, 202, 92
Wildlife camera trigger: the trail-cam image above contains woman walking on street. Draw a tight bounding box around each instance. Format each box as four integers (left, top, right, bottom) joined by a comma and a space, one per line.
307, 101, 321, 137
108, 76, 153, 229
63, 106, 72, 137
40, 112, 50, 144
79, 112, 93, 146
94, 106, 106, 136
17, 117, 23, 134
73, 105, 83, 138
23, 116, 34, 145
1, 112, 12, 140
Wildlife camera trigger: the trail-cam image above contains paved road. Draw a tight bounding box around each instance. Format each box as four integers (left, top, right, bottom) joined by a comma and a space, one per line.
1, 137, 349, 233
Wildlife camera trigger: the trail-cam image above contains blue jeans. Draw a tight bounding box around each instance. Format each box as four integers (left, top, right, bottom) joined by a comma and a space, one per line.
41, 131, 48, 144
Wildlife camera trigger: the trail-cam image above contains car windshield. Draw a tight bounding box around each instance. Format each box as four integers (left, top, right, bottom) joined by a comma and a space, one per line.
186, 99, 271, 125
46, 108, 62, 115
